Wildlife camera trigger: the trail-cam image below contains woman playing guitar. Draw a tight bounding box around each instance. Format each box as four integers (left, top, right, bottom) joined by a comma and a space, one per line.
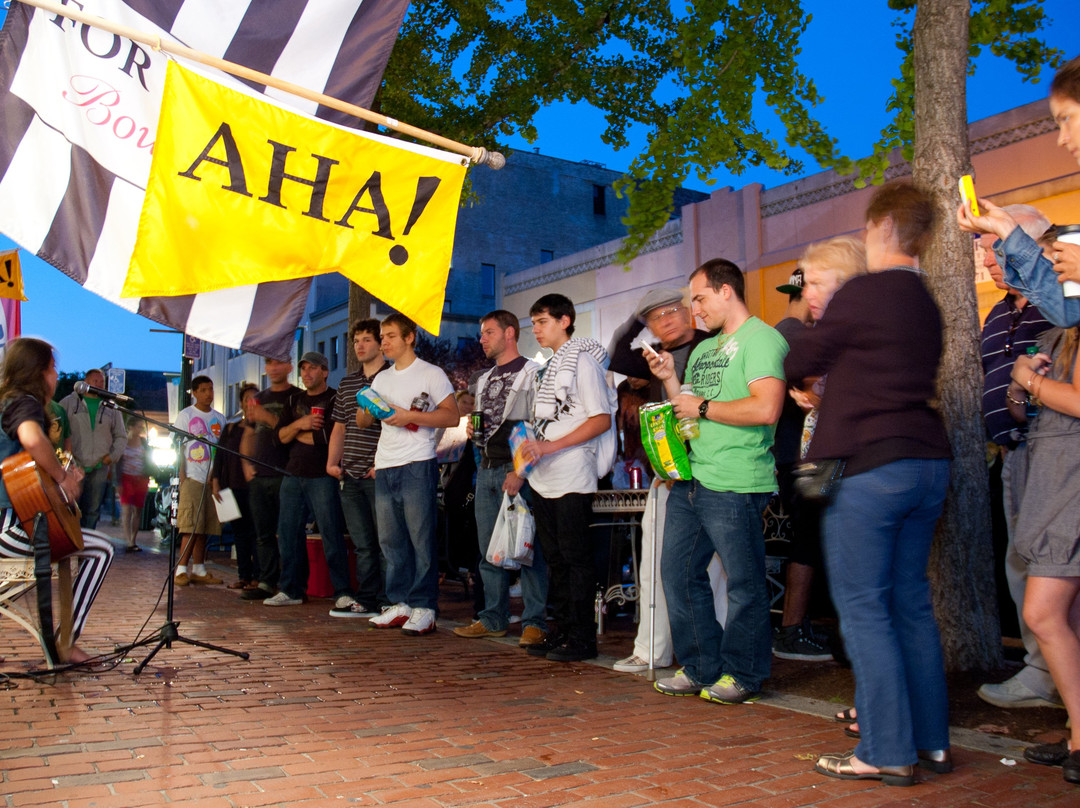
0, 338, 113, 664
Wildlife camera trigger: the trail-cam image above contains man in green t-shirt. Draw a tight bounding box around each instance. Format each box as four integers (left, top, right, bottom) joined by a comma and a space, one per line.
646, 258, 788, 705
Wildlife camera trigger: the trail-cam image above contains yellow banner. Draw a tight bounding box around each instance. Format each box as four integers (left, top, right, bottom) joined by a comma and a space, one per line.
126, 62, 467, 335
0, 250, 27, 301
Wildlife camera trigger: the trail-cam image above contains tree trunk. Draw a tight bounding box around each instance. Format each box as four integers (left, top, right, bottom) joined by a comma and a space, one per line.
347, 284, 376, 374
912, 0, 1002, 671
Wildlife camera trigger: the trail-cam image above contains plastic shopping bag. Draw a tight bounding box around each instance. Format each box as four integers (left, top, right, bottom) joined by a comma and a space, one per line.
486, 493, 535, 569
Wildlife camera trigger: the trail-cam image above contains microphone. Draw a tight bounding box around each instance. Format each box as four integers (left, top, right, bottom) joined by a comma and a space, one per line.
74, 381, 135, 404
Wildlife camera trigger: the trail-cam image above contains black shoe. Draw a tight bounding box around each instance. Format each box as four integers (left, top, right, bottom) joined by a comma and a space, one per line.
241, 586, 274, 600
546, 638, 597, 663
526, 632, 565, 657
772, 622, 833, 662
917, 748, 953, 774
1025, 739, 1069, 767
1064, 751, 1080, 784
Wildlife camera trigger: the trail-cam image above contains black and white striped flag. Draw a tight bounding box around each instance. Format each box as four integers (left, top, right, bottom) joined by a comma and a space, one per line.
0, 0, 410, 359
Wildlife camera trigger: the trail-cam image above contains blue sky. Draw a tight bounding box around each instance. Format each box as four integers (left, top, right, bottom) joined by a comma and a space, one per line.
2, 1, 1079, 373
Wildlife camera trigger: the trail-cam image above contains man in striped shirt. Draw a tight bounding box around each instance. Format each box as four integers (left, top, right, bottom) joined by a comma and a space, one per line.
977, 204, 1055, 709
327, 319, 391, 618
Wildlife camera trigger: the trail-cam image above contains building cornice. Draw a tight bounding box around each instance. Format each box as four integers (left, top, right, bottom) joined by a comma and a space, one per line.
760, 113, 1056, 219
504, 226, 683, 296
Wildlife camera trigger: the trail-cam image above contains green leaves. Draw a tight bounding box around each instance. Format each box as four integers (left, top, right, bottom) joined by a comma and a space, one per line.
378, 0, 1060, 266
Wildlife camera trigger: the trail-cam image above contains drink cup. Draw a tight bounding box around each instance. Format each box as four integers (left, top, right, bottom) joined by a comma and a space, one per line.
1058, 225, 1080, 297
310, 406, 325, 427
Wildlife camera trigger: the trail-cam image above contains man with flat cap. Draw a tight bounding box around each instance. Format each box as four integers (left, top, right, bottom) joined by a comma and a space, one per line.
607, 287, 725, 673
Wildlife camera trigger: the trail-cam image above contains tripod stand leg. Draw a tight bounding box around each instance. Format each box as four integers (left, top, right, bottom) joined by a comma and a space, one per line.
132, 505, 249, 674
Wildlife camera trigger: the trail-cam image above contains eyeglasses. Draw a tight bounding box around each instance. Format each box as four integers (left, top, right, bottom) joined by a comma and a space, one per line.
1003, 311, 1021, 356
646, 306, 684, 324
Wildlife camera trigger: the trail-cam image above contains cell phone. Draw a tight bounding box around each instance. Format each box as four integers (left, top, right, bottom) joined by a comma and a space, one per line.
640, 341, 660, 359
959, 175, 980, 217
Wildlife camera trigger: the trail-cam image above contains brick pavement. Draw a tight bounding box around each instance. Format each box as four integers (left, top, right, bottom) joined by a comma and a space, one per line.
0, 532, 1075, 807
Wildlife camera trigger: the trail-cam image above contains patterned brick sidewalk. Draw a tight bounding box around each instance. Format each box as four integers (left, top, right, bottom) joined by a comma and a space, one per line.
0, 536, 1074, 807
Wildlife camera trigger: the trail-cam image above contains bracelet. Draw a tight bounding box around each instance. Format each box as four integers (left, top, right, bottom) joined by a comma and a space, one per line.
1005, 389, 1027, 407
1026, 371, 1036, 390
1033, 374, 1045, 398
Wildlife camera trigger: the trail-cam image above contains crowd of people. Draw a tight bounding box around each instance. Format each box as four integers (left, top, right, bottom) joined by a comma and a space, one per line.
2, 50, 1078, 794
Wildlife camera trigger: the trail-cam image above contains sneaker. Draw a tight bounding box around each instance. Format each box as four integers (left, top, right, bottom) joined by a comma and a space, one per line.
518, 626, 547, 648
977, 675, 1064, 709
333, 594, 358, 610
241, 585, 273, 600
173, 572, 190, 587
330, 601, 380, 618
614, 654, 672, 673
772, 623, 833, 662
701, 674, 760, 705
546, 638, 597, 662
654, 669, 703, 696
453, 620, 507, 638
189, 571, 223, 585
264, 592, 302, 607
370, 603, 411, 628
402, 607, 436, 636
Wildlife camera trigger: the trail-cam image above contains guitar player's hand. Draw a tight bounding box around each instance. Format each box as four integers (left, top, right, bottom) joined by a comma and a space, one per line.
59, 466, 83, 503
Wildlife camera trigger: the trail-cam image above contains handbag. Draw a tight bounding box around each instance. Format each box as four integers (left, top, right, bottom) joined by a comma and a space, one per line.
485, 492, 535, 569
793, 458, 846, 502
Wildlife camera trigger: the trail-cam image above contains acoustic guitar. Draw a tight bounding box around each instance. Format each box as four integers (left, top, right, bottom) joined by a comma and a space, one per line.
0, 450, 83, 558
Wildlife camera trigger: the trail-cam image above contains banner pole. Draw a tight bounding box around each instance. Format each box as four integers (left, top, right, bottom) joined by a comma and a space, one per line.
16, 0, 506, 169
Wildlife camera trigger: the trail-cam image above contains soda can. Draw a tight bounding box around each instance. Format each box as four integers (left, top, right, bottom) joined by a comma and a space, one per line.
629, 466, 643, 489
470, 410, 484, 435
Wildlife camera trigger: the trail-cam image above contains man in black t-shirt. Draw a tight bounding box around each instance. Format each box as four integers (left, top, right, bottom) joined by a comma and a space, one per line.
263, 352, 354, 609
452, 310, 548, 646
240, 357, 300, 600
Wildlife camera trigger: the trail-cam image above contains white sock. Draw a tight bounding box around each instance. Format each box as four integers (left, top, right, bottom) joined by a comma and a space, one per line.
193, 564, 207, 576
176, 565, 188, 576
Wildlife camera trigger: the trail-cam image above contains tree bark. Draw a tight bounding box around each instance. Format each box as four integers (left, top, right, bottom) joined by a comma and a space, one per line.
912, 0, 1002, 671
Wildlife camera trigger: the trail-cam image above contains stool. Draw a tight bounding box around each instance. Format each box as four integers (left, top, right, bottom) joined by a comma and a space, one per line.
305, 535, 356, 599
0, 556, 73, 665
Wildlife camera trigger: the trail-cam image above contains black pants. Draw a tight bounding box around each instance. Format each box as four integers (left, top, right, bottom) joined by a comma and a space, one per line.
532, 491, 595, 643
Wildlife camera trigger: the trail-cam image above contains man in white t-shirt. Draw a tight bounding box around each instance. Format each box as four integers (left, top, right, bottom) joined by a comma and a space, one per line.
173, 375, 226, 587
357, 313, 457, 636
519, 293, 616, 663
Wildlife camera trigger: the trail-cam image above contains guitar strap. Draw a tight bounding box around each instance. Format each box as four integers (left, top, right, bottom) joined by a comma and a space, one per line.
31, 511, 60, 666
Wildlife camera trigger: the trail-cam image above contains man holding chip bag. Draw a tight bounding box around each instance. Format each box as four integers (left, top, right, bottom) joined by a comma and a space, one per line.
646, 258, 788, 705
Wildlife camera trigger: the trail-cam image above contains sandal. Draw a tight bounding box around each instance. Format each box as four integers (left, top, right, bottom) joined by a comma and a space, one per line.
815, 752, 914, 787
834, 707, 856, 723
227, 580, 248, 590
844, 724, 861, 739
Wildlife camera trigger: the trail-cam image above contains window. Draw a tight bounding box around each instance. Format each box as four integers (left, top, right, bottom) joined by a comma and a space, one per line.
317, 340, 326, 358
540, 249, 553, 264
593, 184, 606, 216
481, 263, 495, 297
330, 336, 339, 370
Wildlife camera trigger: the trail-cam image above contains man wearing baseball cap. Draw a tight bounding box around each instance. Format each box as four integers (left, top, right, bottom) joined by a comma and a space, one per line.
770, 268, 832, 662
264, 351, 354, 609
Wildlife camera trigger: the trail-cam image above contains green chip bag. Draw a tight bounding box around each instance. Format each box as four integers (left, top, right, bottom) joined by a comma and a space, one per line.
639, 401, 692, 481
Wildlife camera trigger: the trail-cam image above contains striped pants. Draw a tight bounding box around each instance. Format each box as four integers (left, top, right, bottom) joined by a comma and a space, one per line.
0, 509, 114, 642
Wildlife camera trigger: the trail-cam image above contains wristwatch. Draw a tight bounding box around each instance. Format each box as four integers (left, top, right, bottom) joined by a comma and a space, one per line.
698, 399, 710, 419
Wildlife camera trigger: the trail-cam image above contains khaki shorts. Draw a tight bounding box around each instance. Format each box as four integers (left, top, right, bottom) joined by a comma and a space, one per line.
177, 478, 222, 536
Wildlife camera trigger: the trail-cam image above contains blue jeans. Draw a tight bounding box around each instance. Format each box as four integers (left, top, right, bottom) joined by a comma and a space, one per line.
249, 475, 282, 588
340, 475, 387, 606
375, 460, 439, 611
474, 464, 548, 632
824, 458, 951, 766
79, 465, 109, 529
277, 475, 351, 600
662, 481, 771, 690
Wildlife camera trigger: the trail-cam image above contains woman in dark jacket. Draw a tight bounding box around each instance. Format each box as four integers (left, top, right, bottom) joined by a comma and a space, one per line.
785, 182, 952, 786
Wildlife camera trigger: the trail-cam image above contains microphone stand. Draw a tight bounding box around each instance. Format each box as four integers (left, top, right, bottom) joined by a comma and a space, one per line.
97, 398, 283, 674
